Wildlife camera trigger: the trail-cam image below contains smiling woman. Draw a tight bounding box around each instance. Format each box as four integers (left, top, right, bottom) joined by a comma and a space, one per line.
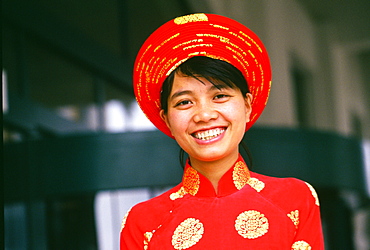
120, 13, 324, 249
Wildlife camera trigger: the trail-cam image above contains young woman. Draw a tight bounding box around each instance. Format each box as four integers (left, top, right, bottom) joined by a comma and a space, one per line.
120, 13, 324, 249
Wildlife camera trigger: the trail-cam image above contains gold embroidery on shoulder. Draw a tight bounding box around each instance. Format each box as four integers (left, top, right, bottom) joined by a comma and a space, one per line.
144, 231, 155, 250
170, 186, 187, 200
174, 13, 208, 25
291, 240, 312, 250
183, 167, 200, 196
120, 208, 132, 232
232, 161, 251, 190
305, 182, 320, 206
287, 210, 300, 229
247, 177, 265, 192
172, 218, 204, 249
235, 210, 269, 239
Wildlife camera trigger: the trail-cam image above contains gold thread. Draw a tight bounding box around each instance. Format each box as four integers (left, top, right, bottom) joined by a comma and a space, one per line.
170, 186, 187, 200
172, 218, 204, 249
291, 240, 312, 250
239, 31, 263, 53
247, 177, 265, 192
305, 182, 320, 206
174, 13, 208, 25
235, 210, 269, 239
232, 161, 251, 190
209, 23, 229, 30
183, 167, 200, 196
196, 33, 230, 43
172, 39, 204, 50
144, 231, 154, 250
120, 208, 132, 232
183, 44, 213, 50
287, 210, 300, 229
154, 33, 180, 52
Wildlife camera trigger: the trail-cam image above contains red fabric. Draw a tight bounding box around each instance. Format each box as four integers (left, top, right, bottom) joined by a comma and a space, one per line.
120, 156, 324, 249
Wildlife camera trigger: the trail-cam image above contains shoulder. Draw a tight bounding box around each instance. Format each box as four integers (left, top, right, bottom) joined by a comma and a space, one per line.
250, 172, 320, 207
121, 185, 179, 232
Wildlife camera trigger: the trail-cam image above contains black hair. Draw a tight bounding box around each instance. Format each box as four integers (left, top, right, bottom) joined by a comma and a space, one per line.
160, 56, 250, 114
160, 56, 253, 169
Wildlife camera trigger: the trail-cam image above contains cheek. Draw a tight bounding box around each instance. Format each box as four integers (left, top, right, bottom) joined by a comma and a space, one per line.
166, 111, 189, 134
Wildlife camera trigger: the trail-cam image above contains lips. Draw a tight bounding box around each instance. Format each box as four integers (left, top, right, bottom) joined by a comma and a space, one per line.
192, 128, 226, 141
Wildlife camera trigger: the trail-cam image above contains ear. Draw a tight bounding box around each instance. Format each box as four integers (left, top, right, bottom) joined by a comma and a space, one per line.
244, 93, 253, 122
160, 109, 171, 130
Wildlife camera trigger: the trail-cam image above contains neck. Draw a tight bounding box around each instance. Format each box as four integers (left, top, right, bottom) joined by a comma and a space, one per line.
189, 152, 239, 193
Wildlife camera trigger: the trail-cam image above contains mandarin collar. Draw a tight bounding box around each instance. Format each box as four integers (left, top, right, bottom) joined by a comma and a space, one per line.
181, 155, 251, 197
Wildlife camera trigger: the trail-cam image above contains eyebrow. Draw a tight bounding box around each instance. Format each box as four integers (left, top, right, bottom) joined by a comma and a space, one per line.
169, 83, 231, 101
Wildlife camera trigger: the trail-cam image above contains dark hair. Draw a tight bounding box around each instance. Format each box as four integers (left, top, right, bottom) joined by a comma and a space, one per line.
160, 56, 253, 169
160, 56, 250, 113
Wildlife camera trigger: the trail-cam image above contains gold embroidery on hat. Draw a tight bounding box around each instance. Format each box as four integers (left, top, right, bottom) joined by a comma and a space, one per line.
173, 39, 204, 50
154, 33, 180, 52
239, 31, 263, 53
196, 33, 230, 43
170, 186, 187, 200
287, 210, 300, 229
144, 231, 155, 250
235, 210, 269, 239
172, 218, 204, 249
174, 13, 208, 25
209, 23, 229, 30
229, 31, 252, 46
247, 177, 265, 192
183, 167, 200, 196
305, 182, 320, 206
183, 44, 213, 51
291, 240, 312, 250
120, 207, 132, 232
232, 161, 251, 190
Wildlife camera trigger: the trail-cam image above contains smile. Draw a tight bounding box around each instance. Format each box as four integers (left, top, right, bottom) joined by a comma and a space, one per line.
193, 128, 225, 141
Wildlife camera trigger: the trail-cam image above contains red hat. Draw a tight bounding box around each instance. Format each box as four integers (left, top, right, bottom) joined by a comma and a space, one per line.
134, 13, 271, 138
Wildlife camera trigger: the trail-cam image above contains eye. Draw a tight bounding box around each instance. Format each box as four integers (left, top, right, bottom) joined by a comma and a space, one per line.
174, 100, 192, 108
214, 94, 231, 101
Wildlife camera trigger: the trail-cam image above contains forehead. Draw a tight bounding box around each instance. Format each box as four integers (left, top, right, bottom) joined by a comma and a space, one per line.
172, 73, 234, 91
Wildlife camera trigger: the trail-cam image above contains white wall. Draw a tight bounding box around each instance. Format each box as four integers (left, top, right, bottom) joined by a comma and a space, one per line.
190, 0, 370, 139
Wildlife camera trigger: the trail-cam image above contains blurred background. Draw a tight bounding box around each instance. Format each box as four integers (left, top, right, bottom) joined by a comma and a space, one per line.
3, 0, 370, 249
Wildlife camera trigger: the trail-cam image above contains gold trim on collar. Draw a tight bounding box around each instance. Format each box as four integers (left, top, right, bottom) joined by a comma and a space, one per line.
232, 161, 251, 190
183, 167, 200, 196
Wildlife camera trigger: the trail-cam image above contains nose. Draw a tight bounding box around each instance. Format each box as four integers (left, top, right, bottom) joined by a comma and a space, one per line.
193, 103, 218, 123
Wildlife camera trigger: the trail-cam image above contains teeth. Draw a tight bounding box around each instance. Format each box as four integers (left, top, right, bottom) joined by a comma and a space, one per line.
194, 128, 225, 141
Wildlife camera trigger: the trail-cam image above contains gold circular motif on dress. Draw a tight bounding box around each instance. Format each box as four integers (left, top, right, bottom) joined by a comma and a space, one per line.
235, 210, 269, 239
172, 218, 204, 250
232, 161, 251, 190
291, 240, 312, 250
247, 177, 265, 192
183, 167, 200, 196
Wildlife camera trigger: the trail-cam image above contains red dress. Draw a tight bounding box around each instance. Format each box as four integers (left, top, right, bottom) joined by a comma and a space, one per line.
120, 155, 324, 249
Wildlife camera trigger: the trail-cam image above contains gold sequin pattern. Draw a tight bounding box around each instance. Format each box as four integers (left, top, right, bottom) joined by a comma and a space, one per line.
247, 177, 265, 192
172, 218, 204, 249
183, 167, 200, 196
170, 186, 187, 200
120, 208, 132, 232
287, 210, 300, 229
232, 161, 251, 190
291, 240, 312, 250
144, 231, 154, 250
305, 182, 320, 206
174, 13, 208, 25
235, 210, 269, 239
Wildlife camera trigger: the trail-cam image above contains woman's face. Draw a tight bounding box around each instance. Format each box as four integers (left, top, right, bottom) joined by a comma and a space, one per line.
160, 73, 252, 164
